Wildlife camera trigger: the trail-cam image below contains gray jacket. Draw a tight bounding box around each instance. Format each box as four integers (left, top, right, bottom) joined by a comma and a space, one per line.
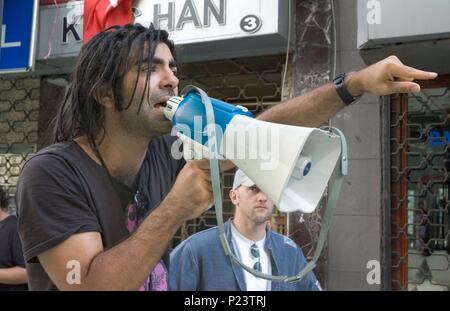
169, 220, 321, 291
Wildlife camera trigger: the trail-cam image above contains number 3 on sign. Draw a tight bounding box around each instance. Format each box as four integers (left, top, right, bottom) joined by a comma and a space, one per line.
240, 15, 262, 33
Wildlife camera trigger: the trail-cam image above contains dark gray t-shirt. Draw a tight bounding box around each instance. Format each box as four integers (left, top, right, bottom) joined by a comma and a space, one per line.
15, 134, 185, 290
0, 215, 28, 290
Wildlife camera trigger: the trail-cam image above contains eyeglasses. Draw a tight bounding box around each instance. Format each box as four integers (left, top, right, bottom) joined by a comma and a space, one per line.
250, 244, 262, 272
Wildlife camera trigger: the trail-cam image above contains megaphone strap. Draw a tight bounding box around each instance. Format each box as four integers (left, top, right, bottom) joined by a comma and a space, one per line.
185, 85, 348, 283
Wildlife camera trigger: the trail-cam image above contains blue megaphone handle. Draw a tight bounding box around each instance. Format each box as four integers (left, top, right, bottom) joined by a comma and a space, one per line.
173, 90, 253, 146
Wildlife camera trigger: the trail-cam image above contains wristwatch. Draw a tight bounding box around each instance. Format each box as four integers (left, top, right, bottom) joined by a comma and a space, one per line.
333, 73, 359, 106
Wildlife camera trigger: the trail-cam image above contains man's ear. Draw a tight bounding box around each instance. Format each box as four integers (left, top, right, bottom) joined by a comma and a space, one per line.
94, 86, 115, 109
229, 189, 239, 205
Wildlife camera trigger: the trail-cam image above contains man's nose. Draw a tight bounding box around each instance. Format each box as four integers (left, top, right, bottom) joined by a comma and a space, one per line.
160, 68, 179, 90
257, 193, 268, 203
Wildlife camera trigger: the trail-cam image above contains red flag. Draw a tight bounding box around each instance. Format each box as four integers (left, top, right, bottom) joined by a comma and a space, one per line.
83, 0, 134, 44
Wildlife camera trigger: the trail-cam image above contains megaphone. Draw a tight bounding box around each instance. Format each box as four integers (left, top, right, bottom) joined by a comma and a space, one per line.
164, 87, 342, 214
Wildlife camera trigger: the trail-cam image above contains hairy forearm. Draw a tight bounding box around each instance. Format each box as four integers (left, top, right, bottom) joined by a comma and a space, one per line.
77, 199, 183, 290
258, 55, 438, 127
257, 83, 344, 127
257, 71, 365, 127
0, 267, 28, 285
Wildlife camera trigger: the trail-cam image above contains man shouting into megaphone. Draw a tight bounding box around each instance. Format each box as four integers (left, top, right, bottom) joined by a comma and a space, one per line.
15, 24, 436, 290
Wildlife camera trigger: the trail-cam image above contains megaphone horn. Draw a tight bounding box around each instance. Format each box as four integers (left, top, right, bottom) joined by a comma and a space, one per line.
164, 88, 342, 214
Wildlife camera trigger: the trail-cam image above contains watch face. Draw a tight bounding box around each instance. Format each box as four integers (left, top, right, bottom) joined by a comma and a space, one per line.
334, 73, 345, 84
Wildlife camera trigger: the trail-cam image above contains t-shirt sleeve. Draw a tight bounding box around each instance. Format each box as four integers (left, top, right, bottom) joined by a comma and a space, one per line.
15, 154, 101, 262
160, 133, 186, 179
9, 218, 26, 268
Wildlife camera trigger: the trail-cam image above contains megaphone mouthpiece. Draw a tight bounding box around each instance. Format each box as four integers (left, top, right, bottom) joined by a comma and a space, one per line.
164, 96, 183, 121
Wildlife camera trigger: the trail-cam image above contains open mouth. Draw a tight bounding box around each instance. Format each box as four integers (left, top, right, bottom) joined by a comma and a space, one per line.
153, 100, 167, 110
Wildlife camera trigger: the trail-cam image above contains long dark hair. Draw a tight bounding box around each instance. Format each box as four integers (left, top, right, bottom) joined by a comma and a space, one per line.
0, 186, 8, 211
52, 23, 176, 144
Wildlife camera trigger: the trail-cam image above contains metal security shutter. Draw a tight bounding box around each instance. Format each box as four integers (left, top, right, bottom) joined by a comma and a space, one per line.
390, 76, 450, 290
0, 77, 40, 213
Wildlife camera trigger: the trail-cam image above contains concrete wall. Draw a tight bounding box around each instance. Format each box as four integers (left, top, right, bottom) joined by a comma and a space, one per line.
327, 0, 382, 290
289, 0, 382, 291
289, 0, 333, 288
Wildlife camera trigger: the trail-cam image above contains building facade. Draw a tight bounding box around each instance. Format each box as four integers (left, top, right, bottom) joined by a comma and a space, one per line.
1, 0, 449, 290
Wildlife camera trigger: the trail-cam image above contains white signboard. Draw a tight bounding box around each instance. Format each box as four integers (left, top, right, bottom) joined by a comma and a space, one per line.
358, 0, 450, 49
134, 0, 279, 44
37, 0, 291, 65
38, 0, 83, 59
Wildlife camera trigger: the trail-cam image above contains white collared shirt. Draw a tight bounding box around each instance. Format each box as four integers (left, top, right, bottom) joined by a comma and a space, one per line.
231, 222, 272, 291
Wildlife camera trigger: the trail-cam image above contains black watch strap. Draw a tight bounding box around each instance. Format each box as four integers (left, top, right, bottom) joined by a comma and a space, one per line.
333, 73, 358, 106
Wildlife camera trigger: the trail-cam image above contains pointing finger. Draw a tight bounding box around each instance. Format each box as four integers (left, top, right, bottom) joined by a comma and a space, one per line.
390, 63, 437, 81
